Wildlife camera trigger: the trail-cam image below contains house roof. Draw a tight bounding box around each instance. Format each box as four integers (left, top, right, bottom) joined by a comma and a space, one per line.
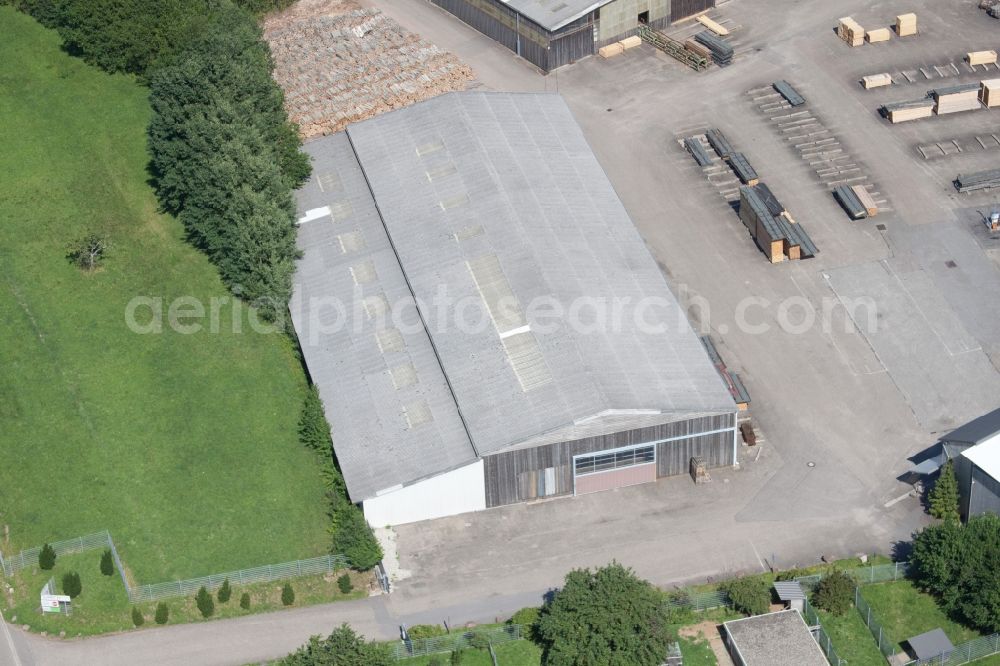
961, 433, 1000, 482
773, 581, 806, 601
502, 0, 603, 32
906, 628, 954, 661
942, 407, 1000, 445
291, 92, 734, 502
723, 610, 828, 666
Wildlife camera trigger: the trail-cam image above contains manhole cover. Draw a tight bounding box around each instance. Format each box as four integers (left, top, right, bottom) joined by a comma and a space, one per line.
946, 260, 957, 268
876, 223, 887, 231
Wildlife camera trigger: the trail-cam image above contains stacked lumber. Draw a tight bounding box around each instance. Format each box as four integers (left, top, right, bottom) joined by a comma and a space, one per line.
955, 169, 1000, 192
861, 73, 893, 89
620, 35, 642, 49
882, 98, 934, 123
739, 185, 818, 262
896, 13, 917, 36
779, 216, 818, 259
838, 17, 865, 46
599, 43, 624, 58
706, 128, 735, 159
752, 182, 785, 216
694, 31, 733, 66
834, 185, 867, 219
684, 38, 712, 60
981, 79, 1000, 107
773, 80, 805, 106
262, 0, 474, 138
684, 138, 712, 167
729, 152, 759, 185
932, 83, 981, 115
968, 50, 998, 66
866, 28, 891, 43
851, 185, 878, 216
696, 15, 729, 36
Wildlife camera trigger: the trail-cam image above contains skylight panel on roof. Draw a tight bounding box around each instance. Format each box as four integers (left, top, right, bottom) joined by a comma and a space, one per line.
454, 225, 484, 241
403, 400, 433, 429
350, 260, 377, 285
390, 362, 418, 389
362, 294, 389, 320
426, 164, 457, 182
501, 330, 553, 392
329, 200, 353, 222
338, 230, 366, 254
439, 194, 470, 211
416, 140, 444, 157
375, 327, 404, 354
466, 254, 526, 334
316, 171, 342, 193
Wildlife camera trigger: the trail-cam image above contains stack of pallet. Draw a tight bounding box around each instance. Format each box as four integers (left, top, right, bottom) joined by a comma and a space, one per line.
932, 83, 982, 115
896, 13, 917, 36
838, 17, 865, 46
684, 138, 713, 166
861, 73, 893, 89
866, 28, 891, 43
833, 185, 868, 219
968, 50, 998, 66
956, 169, 1000, 192
773, 80, 805, 106
980, 79, 1000, 107
882, 98, 935, 123
694, 31, 733, 66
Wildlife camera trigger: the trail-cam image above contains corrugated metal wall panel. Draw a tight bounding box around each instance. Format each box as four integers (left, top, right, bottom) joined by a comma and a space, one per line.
575, 462, 657, 494
969, 464, 1000, 518
671, 0, 714, 22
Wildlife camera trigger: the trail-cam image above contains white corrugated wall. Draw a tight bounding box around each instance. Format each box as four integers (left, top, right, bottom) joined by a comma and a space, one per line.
363, 460, 486, 527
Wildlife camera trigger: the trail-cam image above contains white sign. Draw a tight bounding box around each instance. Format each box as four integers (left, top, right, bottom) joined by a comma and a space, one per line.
41, 593, 71, 614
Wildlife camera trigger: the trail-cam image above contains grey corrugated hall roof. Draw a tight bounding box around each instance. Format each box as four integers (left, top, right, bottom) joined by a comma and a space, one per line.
502, 0, 604, 32
291, 92, 735, 502
941, 407, 1000, 445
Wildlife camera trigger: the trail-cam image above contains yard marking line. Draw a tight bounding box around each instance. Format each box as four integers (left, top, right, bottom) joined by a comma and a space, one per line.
884, 491, 913, 508
748, 539, 767, 572
0, 609, 23, 666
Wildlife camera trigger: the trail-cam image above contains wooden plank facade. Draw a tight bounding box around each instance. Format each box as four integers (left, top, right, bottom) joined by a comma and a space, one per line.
483, 412, 735, 507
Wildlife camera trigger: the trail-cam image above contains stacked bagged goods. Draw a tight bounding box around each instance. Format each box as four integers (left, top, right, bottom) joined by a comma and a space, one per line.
932, 83, 982, 114
866, 28, 891, 43
980, 79, 1000, 107
896, 13, 917, 36
968, 50, 998, 66
882, 98, 934, 122
838, 17, 865, 46
861, 73, 893, 89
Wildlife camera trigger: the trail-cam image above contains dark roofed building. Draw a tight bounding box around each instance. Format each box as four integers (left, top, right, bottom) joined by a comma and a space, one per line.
940, 407, 1000, 520
291, 92, 737, 526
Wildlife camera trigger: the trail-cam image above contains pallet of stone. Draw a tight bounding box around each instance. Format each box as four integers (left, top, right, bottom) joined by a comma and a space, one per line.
620, 35, 642, 49
684, 138, 713, 166
729, 152, 759, 186
896, 13, 917, 36
838, 17, 865, 46
694, 31, 733, 66
599, 42, 624, 58
882, 98, 935, 123
684, 38, 712, 60
851, 185, 879, 216
697, 14, 729, 36
705, 128, 735, 159
981, 79, 1000, 107
968, 50, 998, 66
861, 73, 893, 89
773, 80, 805, 106
833, 185, 867, 219
752, 182, 785, 216
955, 169, 1000, 192
866, 28, 891, 43
932, 83, 982, 114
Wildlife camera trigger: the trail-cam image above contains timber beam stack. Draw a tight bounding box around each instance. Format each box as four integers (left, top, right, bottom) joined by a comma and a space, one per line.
694, 31, 733, 66
773, 80, 805, 106
833, 185, 867, 219
684, 138, 712, 166
955, 169, 1000, 192
838, 17, 865, 46
881, 98, 935, 123
931, 83, 982, 115
738, 184, 818, 263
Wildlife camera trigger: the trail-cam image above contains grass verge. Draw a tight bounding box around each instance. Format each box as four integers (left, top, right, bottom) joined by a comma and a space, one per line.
861, 580, 983, 650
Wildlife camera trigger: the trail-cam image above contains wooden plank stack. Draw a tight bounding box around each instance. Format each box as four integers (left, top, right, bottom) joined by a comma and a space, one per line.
729, 153, 759, 186
838, 17, 865, 46
866, 28, 891, 43
620, 35, 642, 49
862, 73, 893, 89
706, 128, 735, 159
851, 185, 879, 217
773, 80, 805, 106
694, 31, 733, 66
684, 138, 712, 166
882, 98, 935, 123
968, 50, 998, 66
980, 79, 1000, 107
834, 185, 867, 219
956, 169, 1000, 192
932, 83, 982, 115
684, 38, 712, 60
696, 15, 729, 36
896, 13, 917, 36
599, 43, 624, 58
739, 185, 818, 262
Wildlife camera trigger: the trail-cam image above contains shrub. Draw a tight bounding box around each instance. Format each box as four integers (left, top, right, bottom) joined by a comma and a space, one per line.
724, 575, 770, 616
279, 624, 392, 665
337, 573, 353, 594
450, 649, 464, 665
131, 606, 145, 627
217, 578, 232, 603
929, 460, 961, 523
282, 583, 295, 606
38, 543, 56, 570
67, 233, 110, 271
240, 592, 251, 610
196, 586, 215, 618
427, 657, 444, 666
331, 504, 383, 571
468, 632, 490, 651
775, 568, 811, 582
62, 571, 82, 598
154, 602, 169, 625
100, 548, 114, 576
407, 624, 446, 640
812, 569, 855, 615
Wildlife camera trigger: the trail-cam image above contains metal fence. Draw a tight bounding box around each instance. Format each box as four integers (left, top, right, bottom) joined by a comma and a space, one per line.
910, 633, 1000, 665
802, 599, 848, 666
391, 625, 523, 660
128, 553, 350, 602
0, 531, 112, 577
665, 588, 730, 612
855, 585, 899, 657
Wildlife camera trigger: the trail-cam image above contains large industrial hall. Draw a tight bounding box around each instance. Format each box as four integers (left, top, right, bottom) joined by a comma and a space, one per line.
291, 91, 737, 526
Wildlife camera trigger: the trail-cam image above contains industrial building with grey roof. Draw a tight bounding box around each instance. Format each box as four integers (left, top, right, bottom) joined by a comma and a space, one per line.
291, 92, 737, 526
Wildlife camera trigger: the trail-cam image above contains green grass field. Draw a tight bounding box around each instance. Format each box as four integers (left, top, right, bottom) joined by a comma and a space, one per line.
861, 580, 983, 650
815, 607, 885, 666
0, 7, 328, 583
399, 640, 542, 665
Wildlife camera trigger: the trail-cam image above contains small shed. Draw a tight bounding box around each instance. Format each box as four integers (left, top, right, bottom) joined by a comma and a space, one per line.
905, 628, 954, 661
773, 581, 807, 612
723, 610, 828, 666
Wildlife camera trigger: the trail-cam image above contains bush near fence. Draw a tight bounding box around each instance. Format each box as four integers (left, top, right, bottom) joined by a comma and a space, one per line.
391, 625, 522, 660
